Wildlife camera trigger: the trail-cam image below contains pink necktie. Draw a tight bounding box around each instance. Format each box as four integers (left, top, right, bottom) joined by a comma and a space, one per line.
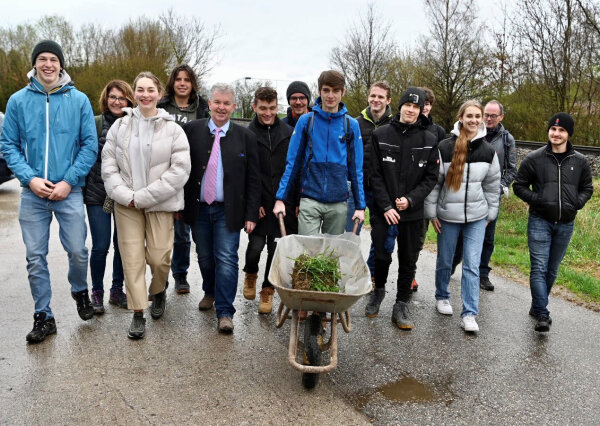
204, 128, 221, 205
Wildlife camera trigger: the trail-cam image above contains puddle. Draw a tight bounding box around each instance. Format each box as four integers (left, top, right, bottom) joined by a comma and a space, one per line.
353, 375, 452, 408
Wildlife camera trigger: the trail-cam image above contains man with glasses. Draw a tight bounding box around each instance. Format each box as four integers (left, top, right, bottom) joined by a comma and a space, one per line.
282, 81, 312, 128
452, 100, 517, 291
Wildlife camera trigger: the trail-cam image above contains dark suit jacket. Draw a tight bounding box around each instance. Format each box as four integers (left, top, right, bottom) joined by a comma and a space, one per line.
182, 118, 260, 232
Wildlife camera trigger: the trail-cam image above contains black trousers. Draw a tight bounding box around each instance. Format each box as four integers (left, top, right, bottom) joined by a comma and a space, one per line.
371, 215, 423, 302
243, 233, 277, 288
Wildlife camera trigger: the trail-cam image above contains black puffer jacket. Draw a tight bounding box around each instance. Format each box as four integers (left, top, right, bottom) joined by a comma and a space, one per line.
369, 114, 439, 221
513, 142, 593, 223
356, 106, 393, 190
84, 112, 118, 205
249, 116, 298, 236
424, 115, 447, 142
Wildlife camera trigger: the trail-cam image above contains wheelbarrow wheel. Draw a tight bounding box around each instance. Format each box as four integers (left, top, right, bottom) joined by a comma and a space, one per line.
302, 313, 323, 389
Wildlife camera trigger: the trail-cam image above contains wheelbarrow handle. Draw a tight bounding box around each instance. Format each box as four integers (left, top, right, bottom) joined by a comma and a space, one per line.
352, 218, 360, 235
278, 212, 287, 237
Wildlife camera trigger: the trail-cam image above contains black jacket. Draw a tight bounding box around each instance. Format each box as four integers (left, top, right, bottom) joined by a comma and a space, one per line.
424, 115, 447, 142
84, 112, 118, 205
369, 114, 439, 222
513, 141, 593, 223
356, 106, 393, 190
248, 116, 298, 236
182, 119, 261, 232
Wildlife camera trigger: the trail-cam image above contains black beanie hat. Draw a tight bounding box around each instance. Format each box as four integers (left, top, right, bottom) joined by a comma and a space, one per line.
398, 87, 425, 112
548, 112, 574, 136
31, 40, 65, 68
286, 81, 311, 104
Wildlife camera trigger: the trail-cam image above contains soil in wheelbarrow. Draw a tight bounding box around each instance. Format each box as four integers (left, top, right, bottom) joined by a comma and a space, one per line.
291, 250, 341, 292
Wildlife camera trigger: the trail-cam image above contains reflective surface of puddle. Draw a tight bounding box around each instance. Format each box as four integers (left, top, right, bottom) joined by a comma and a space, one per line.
353, 375, 450, 408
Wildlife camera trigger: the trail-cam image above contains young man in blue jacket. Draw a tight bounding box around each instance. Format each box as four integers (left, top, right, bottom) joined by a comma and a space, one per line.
0, 40, 98, 343
513, 113, 593, 333
273, 70, 365, 234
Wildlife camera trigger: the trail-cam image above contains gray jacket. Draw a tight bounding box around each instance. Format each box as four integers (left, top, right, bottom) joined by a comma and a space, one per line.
486, 123, 516, 190
425, 122, 501, 223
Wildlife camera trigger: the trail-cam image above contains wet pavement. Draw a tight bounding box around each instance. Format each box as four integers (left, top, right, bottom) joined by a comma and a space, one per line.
1, 178, 599, 425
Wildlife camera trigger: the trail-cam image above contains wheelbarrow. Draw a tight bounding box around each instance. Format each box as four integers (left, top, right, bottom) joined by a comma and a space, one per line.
268, 216, 371, 389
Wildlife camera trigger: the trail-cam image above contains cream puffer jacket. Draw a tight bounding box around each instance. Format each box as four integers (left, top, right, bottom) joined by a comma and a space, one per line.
101, 107, 191, 212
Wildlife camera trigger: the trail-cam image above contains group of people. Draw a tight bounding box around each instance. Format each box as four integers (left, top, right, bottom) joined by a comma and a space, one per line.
0, 40, 593, 343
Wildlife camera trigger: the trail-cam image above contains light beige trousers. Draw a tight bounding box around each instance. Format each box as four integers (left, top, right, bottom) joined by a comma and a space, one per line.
114, 203, 174, 310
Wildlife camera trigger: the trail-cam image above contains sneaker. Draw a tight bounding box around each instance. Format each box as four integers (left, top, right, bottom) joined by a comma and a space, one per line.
480, 277, 494, 291
174, 273, 190, 294
461, 315, 479, 332
243, 272, 258, 300
71, 290, 94, 320
150, 289, 166, 319
128, 312, 146, 339
258, 287, 275, 314
198, 295, 215, 311
392, 301, 413, 330
109, 288, 128, 309
91, 290, 105, 315
410, 279, 419, 292
365, 288, 386, 318
528, 308, 553, 324
26, 313, 57, 343
436, 299, 453, 315
218, 316, 234, 333
534, 315, 551, 332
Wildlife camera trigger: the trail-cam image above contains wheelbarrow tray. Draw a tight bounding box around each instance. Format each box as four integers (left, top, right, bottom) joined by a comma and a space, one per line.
269, 233, 371, 313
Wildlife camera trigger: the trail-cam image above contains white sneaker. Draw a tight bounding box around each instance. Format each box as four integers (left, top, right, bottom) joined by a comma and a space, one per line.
436, 299, 453, 315
461, 315, 479, 332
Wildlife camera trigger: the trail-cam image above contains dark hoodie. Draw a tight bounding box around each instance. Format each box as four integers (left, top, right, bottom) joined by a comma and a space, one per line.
157, 94, 209, 126
369, 114, 439, 221
356, 105, 393, 190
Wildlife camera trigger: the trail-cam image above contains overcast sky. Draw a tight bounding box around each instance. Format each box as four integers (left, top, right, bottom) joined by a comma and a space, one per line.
3, 0, 507, 99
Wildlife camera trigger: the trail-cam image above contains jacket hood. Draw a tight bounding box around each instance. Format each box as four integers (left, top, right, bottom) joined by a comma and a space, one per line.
27, 68, 73, 94
361, 105, 393, 125
124, 106, 174, 122
313, 97, 348, 118
450, 120, 487, 140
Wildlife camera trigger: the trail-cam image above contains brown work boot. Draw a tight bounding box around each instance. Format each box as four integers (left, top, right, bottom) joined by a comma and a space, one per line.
258, 287, 275, 314
243, 272, 258, 300
198, 295, 215, 311
218, 316, 234, 333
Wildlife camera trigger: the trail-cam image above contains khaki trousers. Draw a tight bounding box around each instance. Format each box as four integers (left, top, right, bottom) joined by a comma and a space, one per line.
114, 203, 174, 310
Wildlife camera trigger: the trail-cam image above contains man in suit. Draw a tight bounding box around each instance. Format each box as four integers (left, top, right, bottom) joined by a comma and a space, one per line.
182, 83, 260, 333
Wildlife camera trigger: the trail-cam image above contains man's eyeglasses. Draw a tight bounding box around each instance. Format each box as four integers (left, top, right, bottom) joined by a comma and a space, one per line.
108, 95, 127, 103
290, 96, 307, 102
484, 113, 500, 119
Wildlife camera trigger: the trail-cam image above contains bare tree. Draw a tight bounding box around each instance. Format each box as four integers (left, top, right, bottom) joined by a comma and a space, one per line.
234, 79, 273, 119
159, 9, 221, 80
330, 2, 396, 114
420, 0, 489, 130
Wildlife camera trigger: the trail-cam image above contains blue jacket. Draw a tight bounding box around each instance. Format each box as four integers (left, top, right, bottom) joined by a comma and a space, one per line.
276, 98, 365, 209
0, 71, 97, 188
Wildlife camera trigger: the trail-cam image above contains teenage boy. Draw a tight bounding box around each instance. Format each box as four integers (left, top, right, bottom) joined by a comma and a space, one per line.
0, 40, 97, 343
158, 64, 209, 294
368, 87, 439, 329
513, 113, 593, 332
281, 81, 312, 128
182, 83, 260, 333
274, 70, 365, 235
242, 87, 295, 314
451, 100, 517, 291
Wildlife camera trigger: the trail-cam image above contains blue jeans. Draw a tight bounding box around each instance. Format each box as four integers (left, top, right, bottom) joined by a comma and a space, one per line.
171, 217, 191, 276
86, 205, 124, 293
528, 215, 574, 317
435, 219, 486, 317
19, 188, 88, 318
452, 217, 497, 279
190, 203, 240, 318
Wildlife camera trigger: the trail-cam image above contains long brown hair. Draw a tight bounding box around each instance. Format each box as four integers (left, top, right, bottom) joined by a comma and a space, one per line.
446, 100, 483, 192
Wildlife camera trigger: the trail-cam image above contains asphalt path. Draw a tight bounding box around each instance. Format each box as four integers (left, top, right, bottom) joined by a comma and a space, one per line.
1, 178, 598, 425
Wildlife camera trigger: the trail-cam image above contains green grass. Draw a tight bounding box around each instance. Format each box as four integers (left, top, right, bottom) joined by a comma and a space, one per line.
425, 178, 600, 302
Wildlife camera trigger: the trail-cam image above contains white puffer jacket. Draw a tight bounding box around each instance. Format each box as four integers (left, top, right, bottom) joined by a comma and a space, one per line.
101, 107, 191, 212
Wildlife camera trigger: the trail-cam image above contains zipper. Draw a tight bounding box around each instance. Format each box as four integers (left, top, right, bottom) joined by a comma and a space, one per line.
554, 152, 575, 222
44, 93, 50, 180
268, 126, 273, 194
